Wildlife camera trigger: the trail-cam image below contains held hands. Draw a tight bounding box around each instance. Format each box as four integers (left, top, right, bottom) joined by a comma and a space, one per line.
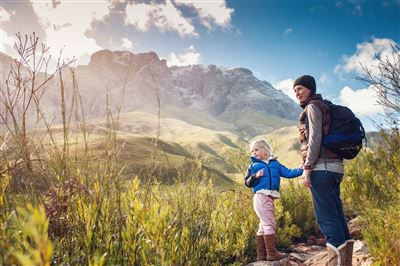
256, 169, 264, 178
301, 169, 312, 188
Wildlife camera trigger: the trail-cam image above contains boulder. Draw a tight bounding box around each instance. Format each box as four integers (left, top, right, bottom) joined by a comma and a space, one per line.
246, 257, 292, 266
348, 217, 362, 239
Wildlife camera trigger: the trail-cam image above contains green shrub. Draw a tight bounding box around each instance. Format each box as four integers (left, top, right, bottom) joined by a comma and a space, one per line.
342, 129, 400, 264
10, 204, 53, 266
2, 174, 260, 265
278, 181, 317, 239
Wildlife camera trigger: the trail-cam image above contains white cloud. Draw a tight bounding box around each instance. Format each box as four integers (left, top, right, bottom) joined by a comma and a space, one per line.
335, 38, 398, 77
338, 85, 384, 116
274, 78, 297, 102
125, 3, 152, 32
283, 28, 292, 36
0, 29, 15, 55
30, 0, 111, 65
0, 5, 11, 22
120, 37, 133, 50
125, 1, 197, 38
166, 45, 201, 66
174, 0, 233, 29
0, 6, 16, 55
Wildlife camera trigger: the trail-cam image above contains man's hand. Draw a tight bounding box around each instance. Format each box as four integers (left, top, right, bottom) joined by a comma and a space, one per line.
301, 169, 312, 188
256, 169, 264, 178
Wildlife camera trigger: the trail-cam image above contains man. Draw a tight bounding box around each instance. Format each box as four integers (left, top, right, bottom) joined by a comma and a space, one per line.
293, 75, 354, 266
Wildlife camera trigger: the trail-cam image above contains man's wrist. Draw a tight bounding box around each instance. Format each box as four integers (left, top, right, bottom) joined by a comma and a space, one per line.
303, 164, 312, 170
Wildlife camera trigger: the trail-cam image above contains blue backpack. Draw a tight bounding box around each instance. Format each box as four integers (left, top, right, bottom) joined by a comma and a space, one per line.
322, 100, 366, 159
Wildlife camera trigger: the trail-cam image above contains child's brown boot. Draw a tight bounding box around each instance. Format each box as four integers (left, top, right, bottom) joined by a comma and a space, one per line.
264, 234, 287, 261
256, 235, 267, 260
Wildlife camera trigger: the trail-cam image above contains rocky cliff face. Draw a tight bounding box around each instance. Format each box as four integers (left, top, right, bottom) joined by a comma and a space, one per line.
169, 64, 299, 120
0, 50, 300, 135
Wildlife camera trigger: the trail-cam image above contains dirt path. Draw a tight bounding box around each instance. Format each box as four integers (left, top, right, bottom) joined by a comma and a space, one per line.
247, 240, 373, 266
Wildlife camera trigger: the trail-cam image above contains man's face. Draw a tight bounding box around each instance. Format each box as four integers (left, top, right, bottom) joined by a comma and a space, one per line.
293, 85, 312, 103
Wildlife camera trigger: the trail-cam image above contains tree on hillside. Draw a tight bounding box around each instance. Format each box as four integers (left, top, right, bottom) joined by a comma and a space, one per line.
357, 44, 400, 125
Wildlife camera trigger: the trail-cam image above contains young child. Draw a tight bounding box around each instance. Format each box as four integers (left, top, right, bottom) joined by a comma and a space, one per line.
244, 138, 303, 261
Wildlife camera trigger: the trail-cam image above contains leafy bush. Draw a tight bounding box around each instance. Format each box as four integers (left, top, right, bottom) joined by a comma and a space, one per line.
342, 129, 400, 264
278, 181, 317, 239
2, 171, 260, 265
9, 205, 52, 266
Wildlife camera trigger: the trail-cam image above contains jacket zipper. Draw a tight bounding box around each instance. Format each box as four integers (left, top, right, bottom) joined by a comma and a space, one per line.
253, 159, 274, 190
267, 165, 272, 190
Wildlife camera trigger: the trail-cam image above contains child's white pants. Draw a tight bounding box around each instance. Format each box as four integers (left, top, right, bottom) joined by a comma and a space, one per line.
253, 193, 276, 235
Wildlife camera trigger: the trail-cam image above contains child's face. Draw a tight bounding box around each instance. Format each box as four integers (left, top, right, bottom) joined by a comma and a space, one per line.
252, 145, 268, 160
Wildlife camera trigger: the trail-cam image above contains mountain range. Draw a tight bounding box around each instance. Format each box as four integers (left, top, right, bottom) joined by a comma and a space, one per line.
1, 50, 300, 136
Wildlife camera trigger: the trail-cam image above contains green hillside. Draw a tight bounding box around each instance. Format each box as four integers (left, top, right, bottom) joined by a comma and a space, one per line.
17, 112, 380, 188
221, 110, 296, 137
254, 126, 303, 168
38, 111, 246, 186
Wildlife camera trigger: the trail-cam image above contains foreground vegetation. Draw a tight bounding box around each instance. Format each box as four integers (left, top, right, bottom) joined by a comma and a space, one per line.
1, 156, 317, 265
2, 130, 399, 265
342, 129, 400, 264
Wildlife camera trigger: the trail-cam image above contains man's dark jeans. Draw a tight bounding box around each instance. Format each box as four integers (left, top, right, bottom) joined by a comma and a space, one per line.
310, 170, 351, 247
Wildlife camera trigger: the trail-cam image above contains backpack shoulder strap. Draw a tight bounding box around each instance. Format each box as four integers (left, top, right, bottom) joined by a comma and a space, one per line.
308, 99, 328, 112
307, 99, 331, 135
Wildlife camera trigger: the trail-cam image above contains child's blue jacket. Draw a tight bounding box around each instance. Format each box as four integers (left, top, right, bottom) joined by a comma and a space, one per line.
244, 156, 303, 192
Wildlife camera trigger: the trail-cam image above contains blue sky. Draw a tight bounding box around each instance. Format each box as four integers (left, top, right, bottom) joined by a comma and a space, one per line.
1, 0, 399, 130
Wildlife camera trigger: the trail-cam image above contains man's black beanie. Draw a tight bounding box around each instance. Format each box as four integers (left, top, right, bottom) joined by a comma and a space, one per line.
293, 75, 316, 93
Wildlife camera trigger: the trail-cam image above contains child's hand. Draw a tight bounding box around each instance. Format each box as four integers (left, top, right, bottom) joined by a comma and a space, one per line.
256, 169, 264, 178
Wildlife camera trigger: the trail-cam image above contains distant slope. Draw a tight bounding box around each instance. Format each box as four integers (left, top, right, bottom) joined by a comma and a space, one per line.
91, 136, 234, 187
44, 111, 247, 186
224, 111, 296, 136
254, 126, 303, 168
258, 126, 381, 169
93, 111, 245, 173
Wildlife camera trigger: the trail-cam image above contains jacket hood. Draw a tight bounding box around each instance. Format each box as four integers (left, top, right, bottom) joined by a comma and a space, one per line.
251, 155, 278, 163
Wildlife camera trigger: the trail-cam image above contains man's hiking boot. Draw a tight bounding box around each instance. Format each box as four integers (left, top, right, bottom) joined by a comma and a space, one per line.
327, 242, 347, 266
344, 239, 354, 266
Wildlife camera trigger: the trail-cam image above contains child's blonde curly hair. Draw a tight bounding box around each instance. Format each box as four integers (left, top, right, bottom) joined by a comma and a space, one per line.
250, 138, 273, 156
